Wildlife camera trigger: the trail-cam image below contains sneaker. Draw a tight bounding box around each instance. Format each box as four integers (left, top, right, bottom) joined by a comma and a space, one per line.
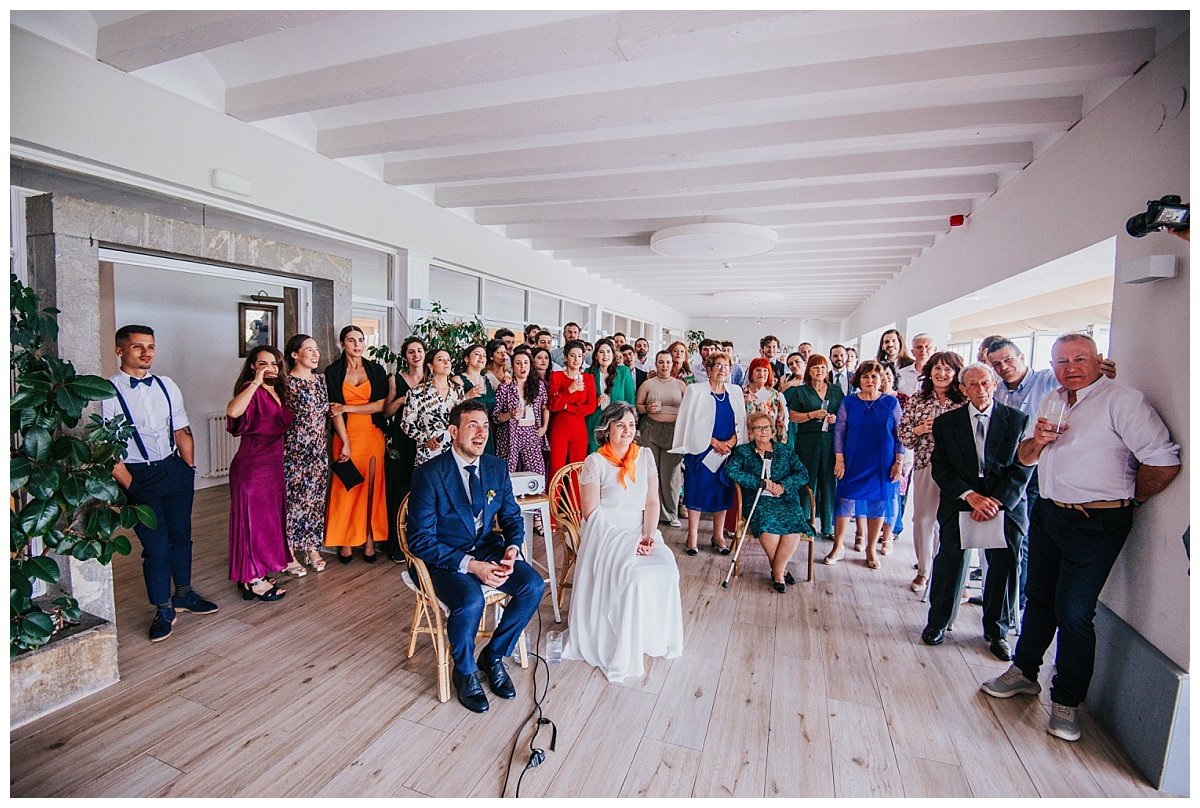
149, 606, 176, 642
172, 590, 219, 615
980, 665, 1041, 698
669, 517, 682, 528
1047, 703, 1082, 741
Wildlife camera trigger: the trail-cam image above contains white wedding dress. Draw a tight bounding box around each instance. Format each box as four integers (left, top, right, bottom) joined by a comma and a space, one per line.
563, 449, 684, 681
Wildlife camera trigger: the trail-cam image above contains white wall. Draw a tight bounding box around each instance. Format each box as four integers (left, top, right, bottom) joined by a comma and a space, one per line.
111, 263, 286, 490
689, 317, 842, 366
840, 33, 1190, 668
10, 28, 687, 332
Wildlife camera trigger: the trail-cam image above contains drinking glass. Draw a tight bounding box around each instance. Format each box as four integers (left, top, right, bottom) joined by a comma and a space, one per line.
545, 630, 563, 664
1038, 394, 1069, 432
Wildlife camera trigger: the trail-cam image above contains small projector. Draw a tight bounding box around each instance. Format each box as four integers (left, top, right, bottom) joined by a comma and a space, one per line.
511, 472, 546, 496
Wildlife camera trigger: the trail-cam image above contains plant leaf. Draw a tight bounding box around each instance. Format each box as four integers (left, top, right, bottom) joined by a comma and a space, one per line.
25, 555, 60, 584
111, 534, 132, 556
10, 456, 33, 491
18, 611, 55, 646
17, 499, 61, 536
69, 375, 118, 402
84, 477, 120, 503
133, 504, 158, 530
22, 427, 52, 461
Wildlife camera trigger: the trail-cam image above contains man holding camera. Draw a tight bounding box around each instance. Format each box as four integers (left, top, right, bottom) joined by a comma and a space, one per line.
980, 334, 1180, 742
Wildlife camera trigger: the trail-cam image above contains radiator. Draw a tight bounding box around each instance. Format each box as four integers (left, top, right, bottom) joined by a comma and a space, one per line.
205, 413, 239, 478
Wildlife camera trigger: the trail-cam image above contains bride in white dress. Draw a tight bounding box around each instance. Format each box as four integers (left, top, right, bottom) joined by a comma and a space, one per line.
563, 402, 684, 681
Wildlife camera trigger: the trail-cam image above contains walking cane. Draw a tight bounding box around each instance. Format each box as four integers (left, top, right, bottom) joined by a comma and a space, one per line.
721, 451, 772, 589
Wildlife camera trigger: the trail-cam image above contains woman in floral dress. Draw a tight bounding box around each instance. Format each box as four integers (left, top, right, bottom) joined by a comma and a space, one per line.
493, 350, 550, 474
283, 334, 347, 573
401, 348, 463, 467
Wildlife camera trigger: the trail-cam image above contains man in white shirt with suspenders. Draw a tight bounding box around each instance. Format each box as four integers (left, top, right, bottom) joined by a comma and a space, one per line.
101, 325, 217, 642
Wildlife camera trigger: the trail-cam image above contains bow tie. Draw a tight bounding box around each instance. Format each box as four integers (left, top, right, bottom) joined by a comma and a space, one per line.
129, 376, 154, 388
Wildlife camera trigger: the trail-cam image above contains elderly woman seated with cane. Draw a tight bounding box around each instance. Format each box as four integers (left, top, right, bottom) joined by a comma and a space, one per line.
724, 411, 815, 593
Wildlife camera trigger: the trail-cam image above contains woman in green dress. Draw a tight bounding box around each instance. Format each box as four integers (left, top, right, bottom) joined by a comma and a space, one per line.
785, 353, 843, 539
584, 337, 636, 453
456, 343, 497, 455
725, 412, 814, 593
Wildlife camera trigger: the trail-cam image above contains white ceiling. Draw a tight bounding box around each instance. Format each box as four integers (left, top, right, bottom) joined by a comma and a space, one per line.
11, 10, 1189, 320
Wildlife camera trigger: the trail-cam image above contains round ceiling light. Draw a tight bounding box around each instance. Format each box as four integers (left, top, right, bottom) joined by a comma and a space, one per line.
650, 223, 778, 259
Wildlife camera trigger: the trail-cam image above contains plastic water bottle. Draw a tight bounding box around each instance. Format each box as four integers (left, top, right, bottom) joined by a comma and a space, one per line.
545, 630, 563, 664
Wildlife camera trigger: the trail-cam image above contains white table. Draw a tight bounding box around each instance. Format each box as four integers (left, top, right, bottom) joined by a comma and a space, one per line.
517, 493, 560, 623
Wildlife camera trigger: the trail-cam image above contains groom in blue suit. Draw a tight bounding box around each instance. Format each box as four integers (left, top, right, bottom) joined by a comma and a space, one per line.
407, 399, 545, 712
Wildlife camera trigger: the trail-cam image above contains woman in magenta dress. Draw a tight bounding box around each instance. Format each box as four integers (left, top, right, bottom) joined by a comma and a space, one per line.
226, 345, 293, 601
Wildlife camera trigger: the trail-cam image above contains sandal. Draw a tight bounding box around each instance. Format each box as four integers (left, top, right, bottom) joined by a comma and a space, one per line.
285, 558, 307, 578
910, 574, 928, 593
866, 559, 881, 570
305, 550, 326, 573
879, 539, 891, 556
852, 538, 864, 552
823, 550, 844, 566
242, 578, 286, 601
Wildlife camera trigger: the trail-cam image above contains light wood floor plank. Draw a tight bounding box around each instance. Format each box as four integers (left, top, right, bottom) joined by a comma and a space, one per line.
896, 753, 973, 797
541, 687, 659, 797
618, 737, 702, 797
827, 697, 905, 797
692, 621, 775, 797
765, 653, 834, 797
313, 716, 446, 798
81, 754, 183, 798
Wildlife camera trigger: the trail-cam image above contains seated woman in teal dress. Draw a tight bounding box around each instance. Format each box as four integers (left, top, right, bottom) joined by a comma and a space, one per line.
724, 412, 814, 593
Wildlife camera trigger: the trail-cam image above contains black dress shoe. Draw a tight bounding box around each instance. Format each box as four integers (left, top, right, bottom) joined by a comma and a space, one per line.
967, 595, 984, 606
772, 581, 787, 594
362, 550, 378, 564
988, 637, 1013, 661
477, 652, 516, 699
921, 627, 946, 646
784, 571, 796, 586
452, 670, 490, 713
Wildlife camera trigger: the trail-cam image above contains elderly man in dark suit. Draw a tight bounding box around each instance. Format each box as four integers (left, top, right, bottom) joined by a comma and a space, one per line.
921, 363, 1032, 661
407, 400, 545, 713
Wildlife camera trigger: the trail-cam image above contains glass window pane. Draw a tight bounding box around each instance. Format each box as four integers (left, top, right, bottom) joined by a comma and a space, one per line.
562, 301, 587, 331
351, 306, 387, 349
527, 291, 558, 327
482, 279, 525, 323
428, 265, 479, 314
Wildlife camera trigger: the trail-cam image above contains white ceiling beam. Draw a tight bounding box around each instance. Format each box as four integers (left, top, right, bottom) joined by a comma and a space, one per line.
332, 30, 1148, 157
503, 202, 971, 239
97, 11, 347, 71
528, 221, 948, 251
380, 97, 1079, 180
551, 236, 934, 260
474, 175, 996, 225
434, 143, 1032, 208
225, 11, 803, 121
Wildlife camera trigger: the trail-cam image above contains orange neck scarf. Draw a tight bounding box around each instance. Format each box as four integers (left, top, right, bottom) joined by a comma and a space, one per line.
597, 442, 639, 489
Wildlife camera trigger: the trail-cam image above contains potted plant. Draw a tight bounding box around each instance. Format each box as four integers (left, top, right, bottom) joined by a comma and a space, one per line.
407, 300, 488, 371
9, 273, 154, 657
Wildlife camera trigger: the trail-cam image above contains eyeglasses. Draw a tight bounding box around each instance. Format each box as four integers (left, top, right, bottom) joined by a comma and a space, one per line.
751, 425, 774, 432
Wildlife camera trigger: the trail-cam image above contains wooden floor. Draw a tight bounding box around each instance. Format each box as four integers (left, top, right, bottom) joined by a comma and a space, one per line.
11, 486, 1161, 798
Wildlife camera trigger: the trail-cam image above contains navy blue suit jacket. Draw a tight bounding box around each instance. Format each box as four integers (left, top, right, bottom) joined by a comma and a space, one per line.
407, 449, 525, 572
930, 402, 1032, 544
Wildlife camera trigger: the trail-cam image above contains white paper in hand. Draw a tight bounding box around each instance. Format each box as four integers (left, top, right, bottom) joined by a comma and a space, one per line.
959, 512, 1007, 550
702, 450, 729, 473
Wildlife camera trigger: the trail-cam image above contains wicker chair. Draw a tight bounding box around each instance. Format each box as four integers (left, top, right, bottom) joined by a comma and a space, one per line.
396, 495, 529, 703
547, 461, 585, 612
729, 483, 817, 583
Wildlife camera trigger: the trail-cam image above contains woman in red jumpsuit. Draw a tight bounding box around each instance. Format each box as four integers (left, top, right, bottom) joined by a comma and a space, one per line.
548, 339, 598, 479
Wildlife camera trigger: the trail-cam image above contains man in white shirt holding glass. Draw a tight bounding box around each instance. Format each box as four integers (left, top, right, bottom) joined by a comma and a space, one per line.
980, 334, 1180, 743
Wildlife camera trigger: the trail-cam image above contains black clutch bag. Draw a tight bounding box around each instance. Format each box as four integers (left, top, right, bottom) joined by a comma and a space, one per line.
331, 460, 365, 490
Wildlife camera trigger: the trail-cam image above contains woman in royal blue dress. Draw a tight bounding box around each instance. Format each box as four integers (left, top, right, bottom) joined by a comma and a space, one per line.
827, 360, 903, 570
226, 345, 293, 601
670, 352, 747, 556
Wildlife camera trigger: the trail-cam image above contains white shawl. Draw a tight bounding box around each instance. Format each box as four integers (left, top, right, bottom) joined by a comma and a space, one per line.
669, 382, 748, 455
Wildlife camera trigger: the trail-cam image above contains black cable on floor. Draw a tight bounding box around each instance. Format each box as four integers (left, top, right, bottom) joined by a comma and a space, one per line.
501, 605, 556, 798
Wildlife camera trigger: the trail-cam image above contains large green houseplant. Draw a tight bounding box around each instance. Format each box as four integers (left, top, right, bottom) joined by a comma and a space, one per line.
10, 274, 154, 657
368, 300, 488, 373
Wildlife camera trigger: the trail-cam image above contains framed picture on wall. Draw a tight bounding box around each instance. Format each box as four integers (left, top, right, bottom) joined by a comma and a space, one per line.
238, 302, 280, 357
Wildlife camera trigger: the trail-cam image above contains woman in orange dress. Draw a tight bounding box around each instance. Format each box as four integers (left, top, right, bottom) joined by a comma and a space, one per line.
323, 325, 390, 563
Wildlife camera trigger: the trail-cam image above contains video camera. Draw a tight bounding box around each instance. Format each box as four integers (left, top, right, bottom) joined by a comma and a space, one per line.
1126, 195, 1189, 238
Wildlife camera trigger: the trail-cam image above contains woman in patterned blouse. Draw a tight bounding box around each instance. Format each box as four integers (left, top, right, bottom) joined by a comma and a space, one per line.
897, 351, 965, 594
400, 348, 463, 467
743, 357, 789, 444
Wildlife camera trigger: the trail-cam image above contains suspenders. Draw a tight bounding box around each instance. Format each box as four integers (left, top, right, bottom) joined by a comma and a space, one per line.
112, 377, 176, 463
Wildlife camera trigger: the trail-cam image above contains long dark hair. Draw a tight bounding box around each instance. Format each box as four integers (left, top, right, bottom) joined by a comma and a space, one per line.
876, 328, 914, 368
458, 343, 486, 376
588, 337, 619, 393
283, 333, 312, 372
485, 338, 507, 367
234, 345, 289, 405
530, 347, 552, 379
512, 351, 543, 406
919, 351, 966, 402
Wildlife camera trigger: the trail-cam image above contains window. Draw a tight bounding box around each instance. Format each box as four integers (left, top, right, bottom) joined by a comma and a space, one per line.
428, 265, 480, 315
562, 301, 587, 332
352, 306, 389, 349
482, 279, 525, 323
527, 291, 559, 327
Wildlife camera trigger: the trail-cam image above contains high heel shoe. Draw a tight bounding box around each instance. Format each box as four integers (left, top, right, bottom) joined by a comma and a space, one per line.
823, 549, 844, 566
284, 557, 307, 578
242, 578, 286, 601
363, 550, 378, 564
710, 537, 731, 556
852, 537, 864, 552
879, 538, 891, 556
684, 541, 698, 556
305, 550, 326, 573
338, 549, 353, 565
